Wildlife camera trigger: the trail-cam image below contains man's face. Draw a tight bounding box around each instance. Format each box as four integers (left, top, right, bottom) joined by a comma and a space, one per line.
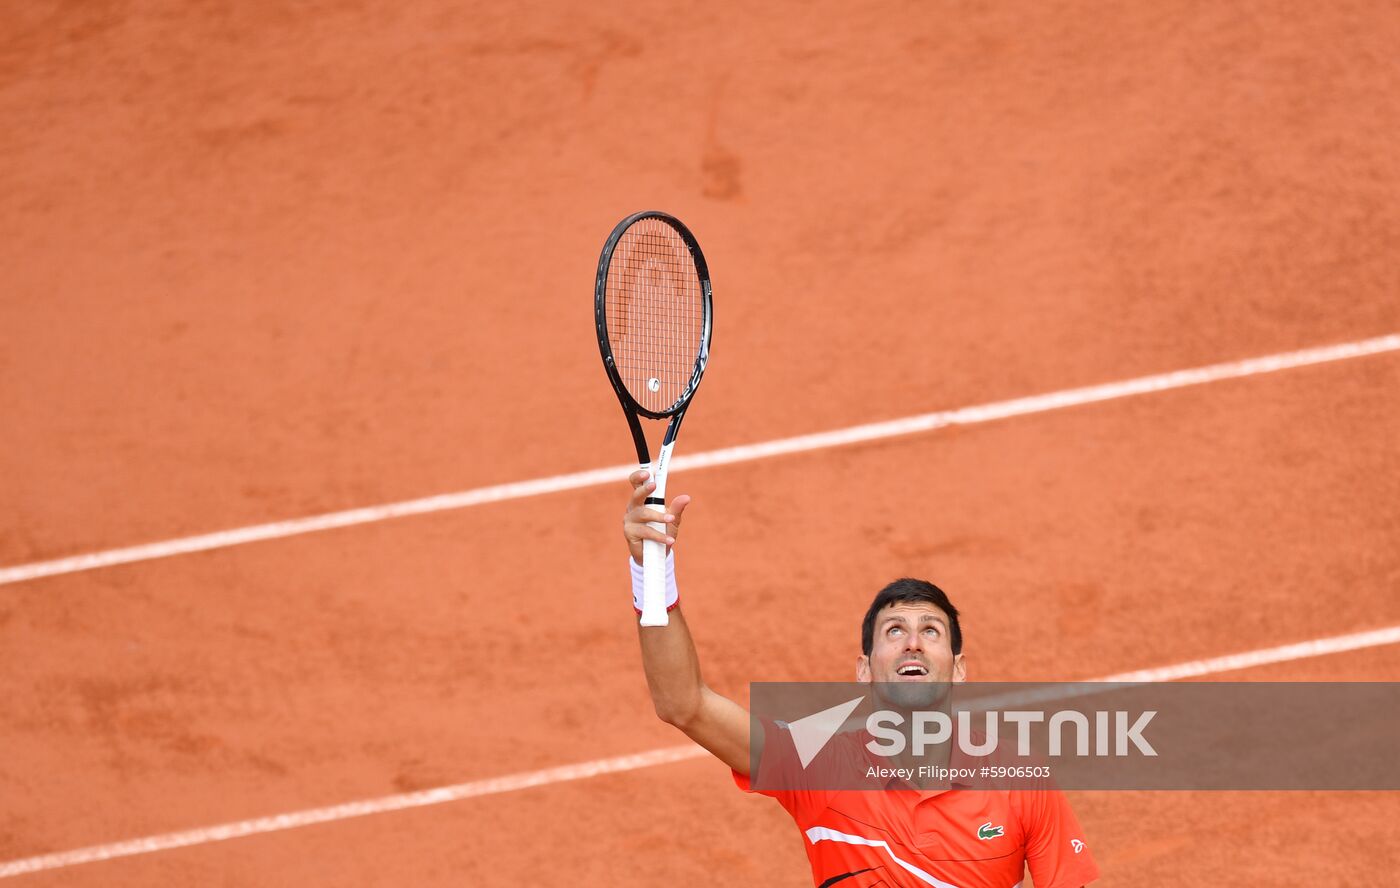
857, 601, 966, 688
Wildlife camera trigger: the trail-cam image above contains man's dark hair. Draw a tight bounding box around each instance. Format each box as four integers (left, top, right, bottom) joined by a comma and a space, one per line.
860, 578, 963, 656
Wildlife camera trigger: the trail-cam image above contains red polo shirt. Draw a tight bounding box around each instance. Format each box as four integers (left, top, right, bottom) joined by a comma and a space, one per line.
734, 720, 1099, 888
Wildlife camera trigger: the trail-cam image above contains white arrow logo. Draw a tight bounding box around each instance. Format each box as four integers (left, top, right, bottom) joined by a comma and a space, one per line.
786, 696, 865, 768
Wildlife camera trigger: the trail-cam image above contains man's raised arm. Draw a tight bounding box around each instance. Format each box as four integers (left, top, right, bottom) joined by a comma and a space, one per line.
623, 470, 754, 775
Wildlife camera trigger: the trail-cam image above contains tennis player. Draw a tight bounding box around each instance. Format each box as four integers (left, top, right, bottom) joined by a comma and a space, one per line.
623, 470, 1100, 887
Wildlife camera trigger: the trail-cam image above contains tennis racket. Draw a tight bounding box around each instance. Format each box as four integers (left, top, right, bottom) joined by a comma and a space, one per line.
595, 211, 714, 627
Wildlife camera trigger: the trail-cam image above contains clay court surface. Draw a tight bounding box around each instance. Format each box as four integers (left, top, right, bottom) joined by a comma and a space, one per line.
3, 1, 1399, 884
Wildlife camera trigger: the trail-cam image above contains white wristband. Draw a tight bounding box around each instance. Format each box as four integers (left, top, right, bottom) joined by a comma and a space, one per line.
631, 550, 679, 615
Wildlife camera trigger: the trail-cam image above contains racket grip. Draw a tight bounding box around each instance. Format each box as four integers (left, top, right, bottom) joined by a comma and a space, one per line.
640, 528, 669, 627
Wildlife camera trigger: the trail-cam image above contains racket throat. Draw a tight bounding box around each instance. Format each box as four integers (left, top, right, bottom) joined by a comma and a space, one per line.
644, 440, 676, 502
624, 410, 650, 466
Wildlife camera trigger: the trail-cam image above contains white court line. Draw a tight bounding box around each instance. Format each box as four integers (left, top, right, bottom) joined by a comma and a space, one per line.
2, 622, 1398, 879
2, 333, 1397, 588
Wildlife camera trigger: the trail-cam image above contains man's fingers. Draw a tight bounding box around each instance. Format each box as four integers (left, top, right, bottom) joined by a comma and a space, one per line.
623, 476, 686, 550
669, 494, 692, 528
628, 478, 657, 508
626, 507, 671, 526
624, 498, 689, 527
636, 526, 675, 546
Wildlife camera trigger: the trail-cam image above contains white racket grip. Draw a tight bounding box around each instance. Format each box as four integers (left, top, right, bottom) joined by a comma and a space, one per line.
638, 446, 674, 627
640, 535, 668, 626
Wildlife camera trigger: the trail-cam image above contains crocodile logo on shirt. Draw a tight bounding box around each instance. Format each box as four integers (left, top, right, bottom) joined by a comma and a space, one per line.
977, 822, 1004, 840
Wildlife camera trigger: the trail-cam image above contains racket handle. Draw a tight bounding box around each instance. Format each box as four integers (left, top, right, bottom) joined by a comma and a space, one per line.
640, 530, 669, 626
639, 447, 674, 627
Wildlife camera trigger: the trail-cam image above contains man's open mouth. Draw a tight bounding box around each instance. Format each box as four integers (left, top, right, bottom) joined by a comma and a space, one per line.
896, 662, 929, 678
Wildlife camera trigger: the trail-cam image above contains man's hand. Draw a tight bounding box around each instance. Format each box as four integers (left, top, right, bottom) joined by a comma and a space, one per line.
623, 469, 692, 566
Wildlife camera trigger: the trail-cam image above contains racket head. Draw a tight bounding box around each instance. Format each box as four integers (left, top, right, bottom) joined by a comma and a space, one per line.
595, 211, 713, 421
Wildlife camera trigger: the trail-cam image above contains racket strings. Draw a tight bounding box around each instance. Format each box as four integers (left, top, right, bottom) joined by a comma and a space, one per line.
604, 218, 705, 414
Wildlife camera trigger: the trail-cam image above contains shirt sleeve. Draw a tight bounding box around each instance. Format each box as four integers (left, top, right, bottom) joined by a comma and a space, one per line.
1019, 784, 1099, 888
730, 718, 837, 821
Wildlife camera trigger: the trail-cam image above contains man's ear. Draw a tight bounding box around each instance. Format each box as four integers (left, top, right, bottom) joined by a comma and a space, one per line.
856, 654, 871, 682
952, 653, 967, 683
